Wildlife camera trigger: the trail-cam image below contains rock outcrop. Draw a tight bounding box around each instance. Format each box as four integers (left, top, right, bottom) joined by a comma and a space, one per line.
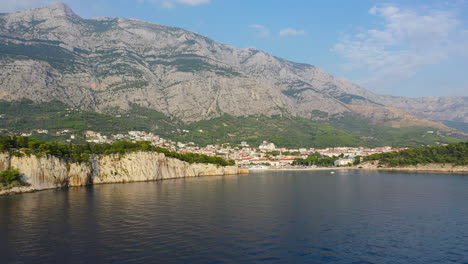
0, 151, 247, 195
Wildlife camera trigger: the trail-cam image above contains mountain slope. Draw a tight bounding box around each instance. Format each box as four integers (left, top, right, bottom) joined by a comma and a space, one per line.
0, 3, 466, 137
0, 99, 459, 148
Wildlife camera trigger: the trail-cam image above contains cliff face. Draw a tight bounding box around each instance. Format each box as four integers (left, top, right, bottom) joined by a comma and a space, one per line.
91, 152, 241, 184
0, 151, 245, 195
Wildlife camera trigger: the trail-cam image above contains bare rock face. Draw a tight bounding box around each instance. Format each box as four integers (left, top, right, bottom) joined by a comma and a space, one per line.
92, 151, 240, 184
348, 105, 451, 130
374, 96, 468, 123
0, 151, 245, 195
9, 154, 92, 189
0, 3, 465, 126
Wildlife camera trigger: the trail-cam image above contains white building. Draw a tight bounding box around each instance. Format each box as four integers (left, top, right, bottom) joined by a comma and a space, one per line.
259, 141, 276, 151
334, 158, 355, 166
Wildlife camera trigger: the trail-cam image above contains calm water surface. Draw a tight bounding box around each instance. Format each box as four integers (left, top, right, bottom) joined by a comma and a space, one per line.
1, 170, 468, 263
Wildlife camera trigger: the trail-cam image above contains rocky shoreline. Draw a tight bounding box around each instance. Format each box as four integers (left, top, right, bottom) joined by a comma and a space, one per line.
356, 162, 468, 173
0, 151, 248, 196
2, 157, 466, 196
253, 164, 468, 173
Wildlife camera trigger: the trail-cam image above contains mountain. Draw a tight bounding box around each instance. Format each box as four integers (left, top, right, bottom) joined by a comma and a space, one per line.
0, 3, 466, 146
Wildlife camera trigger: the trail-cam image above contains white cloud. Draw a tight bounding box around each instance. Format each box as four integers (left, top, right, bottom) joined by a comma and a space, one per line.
333, 4, 468, 91
0, 0, 53, 13
279, 27, 305, 37
249, 24, 270, 38
138, 0, 210, 8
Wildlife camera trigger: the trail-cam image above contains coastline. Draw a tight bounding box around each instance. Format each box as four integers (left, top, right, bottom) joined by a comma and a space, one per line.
2, 162, 466, 196
355, 163, 468, 174
0, 151, 249, 196
249, 163, 468, 174
0, 186, 36, 196
253, 167, 350, 171
0, 171, 250, 196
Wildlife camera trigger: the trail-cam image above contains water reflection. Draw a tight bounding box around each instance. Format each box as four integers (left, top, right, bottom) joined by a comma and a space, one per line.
1, 170, 467, 263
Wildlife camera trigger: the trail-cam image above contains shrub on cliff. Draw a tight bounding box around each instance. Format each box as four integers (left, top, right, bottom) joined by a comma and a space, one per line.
0, 169, 23, 186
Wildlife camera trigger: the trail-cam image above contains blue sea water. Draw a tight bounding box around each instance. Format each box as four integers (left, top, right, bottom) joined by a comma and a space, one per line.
1, 170, 467, 263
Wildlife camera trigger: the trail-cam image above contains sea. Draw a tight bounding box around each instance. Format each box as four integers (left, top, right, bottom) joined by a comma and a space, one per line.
1, 170, 467, 263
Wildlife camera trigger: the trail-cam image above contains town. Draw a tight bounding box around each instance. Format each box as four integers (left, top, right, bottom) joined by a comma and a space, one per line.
13, 129, 408, 168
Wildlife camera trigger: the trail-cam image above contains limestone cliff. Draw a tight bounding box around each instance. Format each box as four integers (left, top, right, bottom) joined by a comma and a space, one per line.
0, 151, 246, 195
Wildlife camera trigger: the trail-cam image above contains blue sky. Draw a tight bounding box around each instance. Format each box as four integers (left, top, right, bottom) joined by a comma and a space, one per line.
3, 0, 468, 97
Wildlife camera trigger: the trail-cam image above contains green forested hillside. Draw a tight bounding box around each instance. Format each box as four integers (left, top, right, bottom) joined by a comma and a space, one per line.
0, 100, 462, 148
328, 114, 461, 147
292, 153, 339, 167
174, 114, 364, 148
0, 99, 178, 135
364, 142, 468, 166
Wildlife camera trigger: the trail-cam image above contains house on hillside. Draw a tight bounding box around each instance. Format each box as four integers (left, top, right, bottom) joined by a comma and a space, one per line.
334, 158, 354, 166
259, 141, 276, 151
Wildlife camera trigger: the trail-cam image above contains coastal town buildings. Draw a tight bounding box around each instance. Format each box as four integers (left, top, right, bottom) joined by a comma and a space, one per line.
5, 128, 408, 168
80, 130, 405, 167
334, 158, 355, 166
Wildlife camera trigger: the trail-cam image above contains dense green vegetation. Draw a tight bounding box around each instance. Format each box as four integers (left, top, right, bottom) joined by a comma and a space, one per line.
148, 54, 241, 76
83, 18, 118, 32
336, 94, 383, 105
0, 41, 79, 71
281, 88, 315, 99
0, 100, 462, 148
292, 153, 339, 167
0, 169, 26, 189
328, 114, 460, 147
176, 114, 364, 148
0, 135, 234, 166
0, 100, 178, 138
364, 142, 468, 167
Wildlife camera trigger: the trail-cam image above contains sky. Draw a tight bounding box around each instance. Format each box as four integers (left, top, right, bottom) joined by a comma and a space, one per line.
2, 0, 468, 97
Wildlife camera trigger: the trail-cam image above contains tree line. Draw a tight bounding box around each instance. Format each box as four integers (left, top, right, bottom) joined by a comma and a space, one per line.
0, 135, 235, 166
364, 142, 468, 167
292, 152, 339, 167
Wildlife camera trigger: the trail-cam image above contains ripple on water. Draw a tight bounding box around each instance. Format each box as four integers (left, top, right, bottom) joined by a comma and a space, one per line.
1, 170, 468, 263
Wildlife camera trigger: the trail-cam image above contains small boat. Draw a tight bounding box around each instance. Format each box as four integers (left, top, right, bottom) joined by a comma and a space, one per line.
330, 171, 335, 174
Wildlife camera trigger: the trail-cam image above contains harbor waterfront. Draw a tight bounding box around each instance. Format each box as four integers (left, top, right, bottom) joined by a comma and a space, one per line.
8, 129, 410, 167
1, 137, 466, 195
1, 170, 467, 263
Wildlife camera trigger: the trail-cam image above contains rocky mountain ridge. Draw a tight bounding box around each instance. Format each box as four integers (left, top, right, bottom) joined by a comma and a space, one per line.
0, 2, 466, 128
